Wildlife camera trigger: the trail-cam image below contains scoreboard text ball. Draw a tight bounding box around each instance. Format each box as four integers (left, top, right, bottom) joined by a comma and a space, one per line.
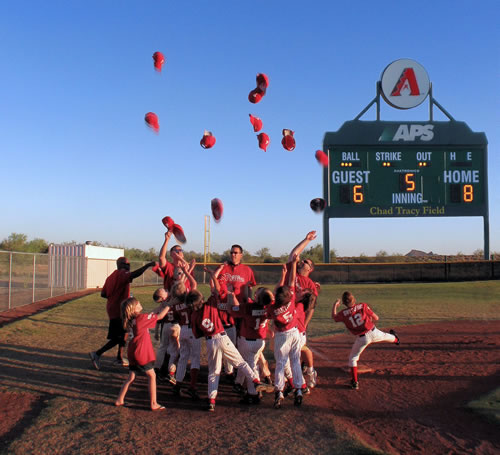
322, 121, 488, 218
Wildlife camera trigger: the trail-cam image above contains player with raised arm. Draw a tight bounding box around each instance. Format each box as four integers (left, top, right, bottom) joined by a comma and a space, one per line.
332, 291, 400, 389
286, 231, 320, 389
267, 254, 304, 408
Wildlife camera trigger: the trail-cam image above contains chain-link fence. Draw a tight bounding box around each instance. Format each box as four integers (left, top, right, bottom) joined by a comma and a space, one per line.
2, 250, 498, 312
0, 251, 162, 312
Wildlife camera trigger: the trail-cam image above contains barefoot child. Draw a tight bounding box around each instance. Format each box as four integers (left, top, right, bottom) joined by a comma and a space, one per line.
332, 291, 400, 390
115, 297, 172, 410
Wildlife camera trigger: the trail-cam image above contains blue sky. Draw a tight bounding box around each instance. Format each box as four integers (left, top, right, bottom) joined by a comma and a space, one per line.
1, 1, 498, 257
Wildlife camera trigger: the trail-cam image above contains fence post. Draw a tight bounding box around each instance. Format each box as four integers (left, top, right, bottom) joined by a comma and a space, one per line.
64, 255, 68, 293
8, 253, 12, 310
32, 254, 36, 303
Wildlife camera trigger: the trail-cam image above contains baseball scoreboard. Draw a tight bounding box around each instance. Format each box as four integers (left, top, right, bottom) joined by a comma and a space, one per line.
322, 121, 488, 218
321, 120, 489, 260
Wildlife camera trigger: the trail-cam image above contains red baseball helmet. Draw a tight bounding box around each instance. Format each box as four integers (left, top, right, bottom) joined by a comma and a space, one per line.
281, 129, 295, 151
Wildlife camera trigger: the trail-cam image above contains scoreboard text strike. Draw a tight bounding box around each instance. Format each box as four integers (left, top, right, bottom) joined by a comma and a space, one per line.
322, 121, 488, 218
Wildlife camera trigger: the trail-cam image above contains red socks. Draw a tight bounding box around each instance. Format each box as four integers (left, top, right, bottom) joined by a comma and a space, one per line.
350, 367, 358, 382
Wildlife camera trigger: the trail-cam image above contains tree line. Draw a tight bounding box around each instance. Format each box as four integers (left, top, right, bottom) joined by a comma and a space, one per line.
0, 232, 492, 263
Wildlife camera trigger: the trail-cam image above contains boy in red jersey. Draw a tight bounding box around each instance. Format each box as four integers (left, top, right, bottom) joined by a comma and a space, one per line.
332, 291, 400, 389
267, 255, 304, 408
189, 266, 265, 412
228, 286, 275, 403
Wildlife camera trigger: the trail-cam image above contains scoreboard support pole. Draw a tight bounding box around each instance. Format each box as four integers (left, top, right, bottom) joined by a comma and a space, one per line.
322, 213, 330, 263
484, 215, 490, 259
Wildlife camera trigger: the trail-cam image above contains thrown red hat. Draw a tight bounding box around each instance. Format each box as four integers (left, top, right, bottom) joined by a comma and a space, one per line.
211, 198, 224, 222
162, 216, 175, 230
310, 198, 326, 213
315, 150, 329, 167
172, 224, 186, 244
281, 129, 295, 151
152, 52, 165, 72
256, 73, 269, 92
145, 112, 159, 132
200, 130, 216, 149
257, 133, 270, 152
248, 88, 264, 104
249, 114, 263, 132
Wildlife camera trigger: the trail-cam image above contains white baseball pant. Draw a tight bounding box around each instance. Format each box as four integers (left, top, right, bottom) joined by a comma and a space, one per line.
284, 331, 306, 383
175, 325, 201, 382
206, 332, 258, 400
154, 322, 174, 369
274, 327, 303, 391
223, 325, 237, 375
235, 336, 265, 389
348, 327, 397, 367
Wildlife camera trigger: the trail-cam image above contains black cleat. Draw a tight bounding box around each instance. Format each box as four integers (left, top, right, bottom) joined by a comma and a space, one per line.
274, 391, 284, 409
294, 389, 303, 407
350, 380, 359, 390
390, 329, 400, 345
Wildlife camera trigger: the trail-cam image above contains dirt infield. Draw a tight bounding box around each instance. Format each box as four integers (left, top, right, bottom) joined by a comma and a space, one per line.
0, 296, 499, 454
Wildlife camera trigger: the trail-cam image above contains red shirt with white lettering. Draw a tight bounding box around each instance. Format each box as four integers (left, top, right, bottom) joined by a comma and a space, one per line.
102, 269, 132, 319
267, 292, 298, 332
153, 262, 192, 292
231, 300, 270, 339
127, 312, 158, 366
295, 300, 306, 333
285, 261, 318, 297
333, 302, 375, 336
190, 295, 225, 338
218, 263, 256, 301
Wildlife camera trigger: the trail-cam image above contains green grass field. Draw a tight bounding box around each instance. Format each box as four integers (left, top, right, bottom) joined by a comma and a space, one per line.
0, 280, 498, 453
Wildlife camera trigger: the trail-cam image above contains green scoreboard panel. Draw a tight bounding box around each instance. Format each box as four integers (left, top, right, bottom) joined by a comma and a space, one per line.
322, 121, 488, 218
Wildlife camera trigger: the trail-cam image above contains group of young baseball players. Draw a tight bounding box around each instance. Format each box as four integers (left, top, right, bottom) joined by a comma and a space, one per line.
89, 230, 400, 412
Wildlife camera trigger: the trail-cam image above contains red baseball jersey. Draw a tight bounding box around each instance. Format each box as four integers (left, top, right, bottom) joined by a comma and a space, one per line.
153, 261, 192, 292
190, 295, 225, 338
333, 302, 375, 336
127, 312, 158, 366
171, 300, 192, 327
285, 261, 318, 297
267, 293, 298, 332
233, 301, 270, 339
218, 263, 256, 300
295, 300, 306, 333
102, 269, 132, 319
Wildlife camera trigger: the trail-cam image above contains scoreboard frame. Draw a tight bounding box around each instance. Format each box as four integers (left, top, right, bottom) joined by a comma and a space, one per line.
321, 120, 489, 261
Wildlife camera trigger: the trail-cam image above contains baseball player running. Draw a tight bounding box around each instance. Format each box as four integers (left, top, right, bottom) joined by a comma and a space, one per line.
332, 291, 400, 389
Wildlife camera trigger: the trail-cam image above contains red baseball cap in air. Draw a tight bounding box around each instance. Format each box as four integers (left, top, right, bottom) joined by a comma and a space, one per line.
281, 129, 295, 151
315, 150, 328, 167
211, 198, 223, 222
257, 133, 270, 152
249, 114, 263, 132
248, 88, 264, 104
152, 52, 165, 72
310, 198, 326, 213
145, 112, 159, 132
162, 216, 175, 230
200, 130, 216, 149
172, 224, 186, 244
256, 73, 269, 92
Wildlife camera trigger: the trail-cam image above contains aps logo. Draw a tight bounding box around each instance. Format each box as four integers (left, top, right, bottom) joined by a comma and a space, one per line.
381, 59, 430, 109
379, 124, 435, 142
